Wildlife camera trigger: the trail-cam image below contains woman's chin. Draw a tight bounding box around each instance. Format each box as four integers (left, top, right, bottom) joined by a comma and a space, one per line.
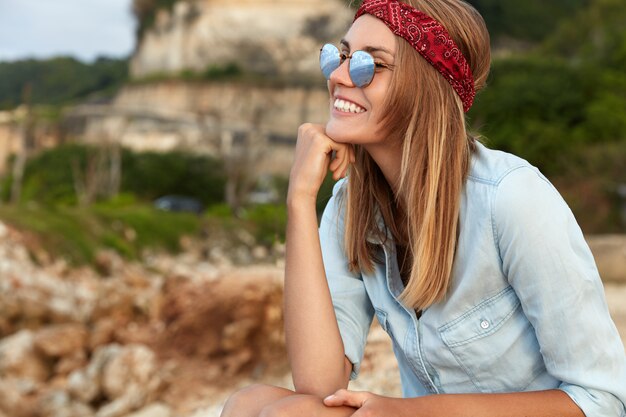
325, 121, 356, 144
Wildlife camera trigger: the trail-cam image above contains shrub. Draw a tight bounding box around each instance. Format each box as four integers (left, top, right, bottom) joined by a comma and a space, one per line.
242, 204, 287, 246
7, 144, 226, 206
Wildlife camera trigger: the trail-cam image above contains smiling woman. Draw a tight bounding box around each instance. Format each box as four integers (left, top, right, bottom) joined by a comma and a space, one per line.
220, 0, 626, 416
0, 0, 134, 62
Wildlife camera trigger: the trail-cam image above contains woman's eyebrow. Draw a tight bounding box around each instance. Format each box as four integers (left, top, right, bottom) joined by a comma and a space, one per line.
340, 39, 395, 58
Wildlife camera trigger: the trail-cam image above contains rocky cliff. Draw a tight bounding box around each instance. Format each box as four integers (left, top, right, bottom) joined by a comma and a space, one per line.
130, 0, 353, 79
61, 0, 353, 178
65, 80, 331, 176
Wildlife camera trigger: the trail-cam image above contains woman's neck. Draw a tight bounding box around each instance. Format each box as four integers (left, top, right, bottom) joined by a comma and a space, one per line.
362, 141, 404, 197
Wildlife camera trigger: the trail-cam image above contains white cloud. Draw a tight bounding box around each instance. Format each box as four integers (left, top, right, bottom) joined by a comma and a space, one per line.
0, 0, 136, 62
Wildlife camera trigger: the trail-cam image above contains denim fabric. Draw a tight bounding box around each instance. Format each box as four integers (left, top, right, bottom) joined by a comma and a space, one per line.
319, 141, 626, 416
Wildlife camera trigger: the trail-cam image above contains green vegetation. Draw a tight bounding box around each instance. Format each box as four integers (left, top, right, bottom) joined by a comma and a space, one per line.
2, 144, 225, 206
0, 57, 128, 109
241, 204, 288, 246
469, 0, 626, 174
0, 196, 290, 266
468, 0, 626, 232
0, 202, 200, 264
0, 144, 290, 265
130, 63, 243, 85
467, 0, 588, 43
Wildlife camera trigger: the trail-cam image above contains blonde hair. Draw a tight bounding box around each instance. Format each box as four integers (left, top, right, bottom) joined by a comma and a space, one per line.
343, 0, 491, 311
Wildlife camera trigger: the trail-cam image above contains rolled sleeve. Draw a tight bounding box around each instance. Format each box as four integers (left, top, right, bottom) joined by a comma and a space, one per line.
493, 166, 626, 416
319, 179, 374, 380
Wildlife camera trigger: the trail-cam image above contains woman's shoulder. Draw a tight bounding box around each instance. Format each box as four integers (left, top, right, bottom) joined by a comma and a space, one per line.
467, 140, 541, 186
465, 141, 569, 222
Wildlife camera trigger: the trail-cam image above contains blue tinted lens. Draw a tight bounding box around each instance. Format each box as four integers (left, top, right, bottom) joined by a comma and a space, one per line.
349, 51, 375, 87
320, 44, 340, 80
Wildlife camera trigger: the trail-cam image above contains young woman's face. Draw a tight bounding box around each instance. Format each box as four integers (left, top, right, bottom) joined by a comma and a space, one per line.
325, 15, 398, 145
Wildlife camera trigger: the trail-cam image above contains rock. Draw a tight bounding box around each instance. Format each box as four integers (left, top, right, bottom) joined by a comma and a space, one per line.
34, 324, 88, 358
0, 317, 11, 339
55, 350, 88, 376
0, 378, 38, 417
127, 403, 172, 417
130, 0, 352, 78
95, 393, 142, 417
89, 319, 118, 350
0, 330, 50, 382
101, 344, 161, 401
112, 321, 156, 347
251, 245, 269, 261
221, 318, 258, 352
157, 269, 285, 376
67, 370, 99, 405
38, 390, 94, 417
222, 348, 253, 377
94, 250, 123, 276
91, 280, 136, 322
68, 344, 122, 404
0, 249, 99, 329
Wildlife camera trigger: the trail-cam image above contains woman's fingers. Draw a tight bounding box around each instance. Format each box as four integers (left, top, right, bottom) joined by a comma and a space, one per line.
329, 143, 354, 180
324, 389, 369, 408
288, 123, 355, 201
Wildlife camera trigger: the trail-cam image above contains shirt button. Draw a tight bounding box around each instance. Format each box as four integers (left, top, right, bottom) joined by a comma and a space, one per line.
480, 320, 490, 329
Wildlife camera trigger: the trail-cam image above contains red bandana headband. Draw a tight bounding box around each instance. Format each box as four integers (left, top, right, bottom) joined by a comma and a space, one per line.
355, 0, 475, 112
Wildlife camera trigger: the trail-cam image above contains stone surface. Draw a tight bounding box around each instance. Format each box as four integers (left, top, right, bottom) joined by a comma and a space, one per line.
130, 0, 352, 78
68, 81, 330, 179
38, 390, 94, 417
0, 330, 50, 382
55, 350, 88, 376
101, 344, 162, 401
127, 403, 172, 417
0, 378, 38, 417
68, 344, 123, 404
157, 269, 285, 376
34, 324, 88, 358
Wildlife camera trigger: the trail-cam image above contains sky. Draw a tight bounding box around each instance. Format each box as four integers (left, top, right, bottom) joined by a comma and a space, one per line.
0, 0, 136, 62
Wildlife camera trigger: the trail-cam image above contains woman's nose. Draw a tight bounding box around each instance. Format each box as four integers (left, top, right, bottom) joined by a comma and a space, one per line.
329, 59, 354, 87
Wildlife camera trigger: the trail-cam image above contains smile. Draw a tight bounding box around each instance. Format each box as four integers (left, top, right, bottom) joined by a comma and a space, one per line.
333, 98, 366, 114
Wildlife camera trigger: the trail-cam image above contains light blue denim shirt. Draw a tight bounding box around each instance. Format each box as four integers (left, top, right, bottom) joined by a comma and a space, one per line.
319, 141, 626, 416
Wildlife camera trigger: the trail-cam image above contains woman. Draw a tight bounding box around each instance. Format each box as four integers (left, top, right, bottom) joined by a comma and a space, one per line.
221, 0, 626, 415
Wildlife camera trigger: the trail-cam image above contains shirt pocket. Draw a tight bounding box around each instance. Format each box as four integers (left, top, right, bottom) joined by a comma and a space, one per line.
438, 286, 545, 392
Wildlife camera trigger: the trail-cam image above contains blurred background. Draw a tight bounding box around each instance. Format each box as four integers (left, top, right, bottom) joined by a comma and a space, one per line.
0, 0, 624, 416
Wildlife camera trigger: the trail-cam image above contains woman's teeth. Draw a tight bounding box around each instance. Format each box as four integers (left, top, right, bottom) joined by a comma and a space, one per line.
334, 99, 365, 114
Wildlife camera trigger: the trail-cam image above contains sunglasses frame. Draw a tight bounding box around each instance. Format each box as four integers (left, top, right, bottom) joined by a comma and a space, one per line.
319, 43, 395, 88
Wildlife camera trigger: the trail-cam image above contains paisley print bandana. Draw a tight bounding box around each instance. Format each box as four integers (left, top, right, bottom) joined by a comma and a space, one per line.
355, 0, 476, 112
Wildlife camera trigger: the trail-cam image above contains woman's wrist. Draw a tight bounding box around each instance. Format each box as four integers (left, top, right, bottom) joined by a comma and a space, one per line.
286, 189, 318, 211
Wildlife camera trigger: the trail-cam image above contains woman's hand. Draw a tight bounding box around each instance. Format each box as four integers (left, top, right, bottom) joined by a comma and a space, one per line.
324, 389, 410, 417
287, 123, 355, 205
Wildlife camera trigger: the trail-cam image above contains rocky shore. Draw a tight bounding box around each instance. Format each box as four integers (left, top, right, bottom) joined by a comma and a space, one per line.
0, 221, 624, 417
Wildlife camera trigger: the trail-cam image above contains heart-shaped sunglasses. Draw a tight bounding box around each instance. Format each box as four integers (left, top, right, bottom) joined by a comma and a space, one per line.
319, 43, 395, 88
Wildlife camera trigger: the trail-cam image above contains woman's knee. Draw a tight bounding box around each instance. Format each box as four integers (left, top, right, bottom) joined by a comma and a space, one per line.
220, 384, 294, 417
259, 395, 353, 417
259, 395, 321, 417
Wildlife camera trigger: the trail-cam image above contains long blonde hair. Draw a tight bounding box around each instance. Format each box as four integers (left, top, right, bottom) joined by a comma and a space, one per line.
343, 0, 491, 311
